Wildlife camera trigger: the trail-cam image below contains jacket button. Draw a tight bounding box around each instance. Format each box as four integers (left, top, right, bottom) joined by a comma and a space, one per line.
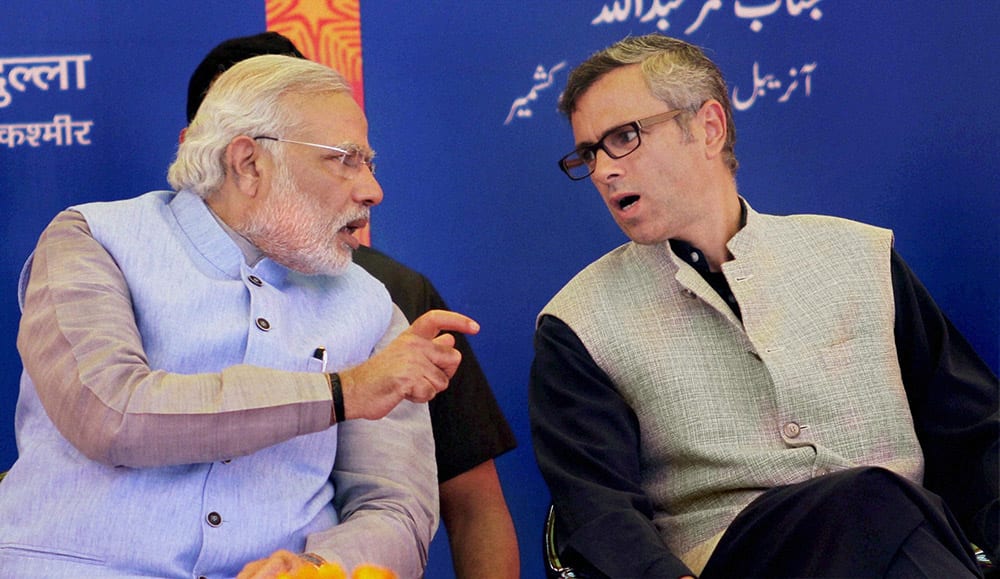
783, 422, 801, 438
256, 317, 271, 331
207, 511, 222, 527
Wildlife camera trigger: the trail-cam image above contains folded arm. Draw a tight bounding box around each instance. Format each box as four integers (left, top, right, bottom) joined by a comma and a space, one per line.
892, 250, 999, 561
529, 314, 693, 578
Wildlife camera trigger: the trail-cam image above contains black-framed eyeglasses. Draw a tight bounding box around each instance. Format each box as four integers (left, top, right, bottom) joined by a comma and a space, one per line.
254, 136, 376, 176
558, 109, 683, 181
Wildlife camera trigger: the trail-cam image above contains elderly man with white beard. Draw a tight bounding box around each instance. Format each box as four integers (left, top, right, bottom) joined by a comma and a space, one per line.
0, 54, 478, 579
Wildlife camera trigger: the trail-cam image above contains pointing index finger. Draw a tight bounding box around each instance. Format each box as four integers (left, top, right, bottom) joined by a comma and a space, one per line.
408, 309, 480, 339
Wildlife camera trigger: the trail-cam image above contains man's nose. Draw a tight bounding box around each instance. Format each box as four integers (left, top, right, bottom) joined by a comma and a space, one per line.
591, 148, 623, 183
353, 169, 383, 206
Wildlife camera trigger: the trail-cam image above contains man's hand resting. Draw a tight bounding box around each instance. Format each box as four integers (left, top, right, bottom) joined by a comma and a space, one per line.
237, 549, 314, 578
338, 309, 479, 421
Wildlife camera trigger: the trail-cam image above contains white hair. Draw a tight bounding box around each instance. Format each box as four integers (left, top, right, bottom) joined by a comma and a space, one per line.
167, 54, 352, 198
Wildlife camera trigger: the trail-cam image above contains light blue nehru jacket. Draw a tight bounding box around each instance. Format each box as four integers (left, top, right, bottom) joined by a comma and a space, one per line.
0, 191, 393, 577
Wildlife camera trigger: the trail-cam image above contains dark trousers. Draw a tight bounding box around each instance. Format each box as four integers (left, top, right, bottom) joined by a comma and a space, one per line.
699, 466, 982, 578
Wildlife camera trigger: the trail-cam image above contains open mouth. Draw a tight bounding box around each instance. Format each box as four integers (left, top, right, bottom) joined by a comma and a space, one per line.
619, 195, 640, 210
341, 217, 368, 235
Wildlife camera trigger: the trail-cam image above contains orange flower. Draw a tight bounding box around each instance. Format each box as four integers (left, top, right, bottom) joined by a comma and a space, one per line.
351, 563, 398, 579
277, 562, 395, 579
276, 563, 345, 579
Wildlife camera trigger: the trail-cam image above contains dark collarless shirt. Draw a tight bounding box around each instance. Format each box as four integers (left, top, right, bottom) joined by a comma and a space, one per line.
353, 245, 516, 482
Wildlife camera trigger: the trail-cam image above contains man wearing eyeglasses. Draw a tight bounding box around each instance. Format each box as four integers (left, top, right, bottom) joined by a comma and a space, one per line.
181, 32, 519, 579
0, 55, 479, 578
530, 34, 997, 578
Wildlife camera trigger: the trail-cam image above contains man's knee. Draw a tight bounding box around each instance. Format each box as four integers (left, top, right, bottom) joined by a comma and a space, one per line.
702, 466, 979, 577
821, 466, 917, 495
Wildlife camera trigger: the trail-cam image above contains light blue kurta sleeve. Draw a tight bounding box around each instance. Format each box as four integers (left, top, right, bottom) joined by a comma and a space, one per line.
307, 306, 439, 578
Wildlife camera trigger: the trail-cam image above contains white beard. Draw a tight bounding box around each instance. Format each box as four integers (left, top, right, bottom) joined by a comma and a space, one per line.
236, 163, 367, 276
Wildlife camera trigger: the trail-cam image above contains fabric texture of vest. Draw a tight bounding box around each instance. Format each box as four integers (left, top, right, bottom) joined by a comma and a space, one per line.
2, 190, 393, 577
541, 204, 924, 560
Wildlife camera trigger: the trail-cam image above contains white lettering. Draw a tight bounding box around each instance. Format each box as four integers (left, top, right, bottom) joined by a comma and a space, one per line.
0, 115, 95, 149
0, 54, 91, 108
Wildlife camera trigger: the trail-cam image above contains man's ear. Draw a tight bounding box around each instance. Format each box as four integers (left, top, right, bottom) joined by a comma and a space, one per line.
700, 99, 727, 159
225, 135, 262, 196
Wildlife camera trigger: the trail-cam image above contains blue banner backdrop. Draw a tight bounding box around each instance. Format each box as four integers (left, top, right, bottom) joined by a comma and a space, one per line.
2, 2, 998, 578
361, 3, 998, 576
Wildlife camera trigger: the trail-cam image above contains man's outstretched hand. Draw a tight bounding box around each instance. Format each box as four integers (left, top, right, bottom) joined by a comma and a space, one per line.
338, 309, 480, 421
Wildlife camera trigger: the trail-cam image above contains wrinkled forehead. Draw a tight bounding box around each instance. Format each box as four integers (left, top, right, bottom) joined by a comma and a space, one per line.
280, 91, 371, 148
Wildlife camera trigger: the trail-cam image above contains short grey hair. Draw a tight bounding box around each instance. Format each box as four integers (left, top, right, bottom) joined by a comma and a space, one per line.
167, 54, 353, 198
559, 34, 738, 174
